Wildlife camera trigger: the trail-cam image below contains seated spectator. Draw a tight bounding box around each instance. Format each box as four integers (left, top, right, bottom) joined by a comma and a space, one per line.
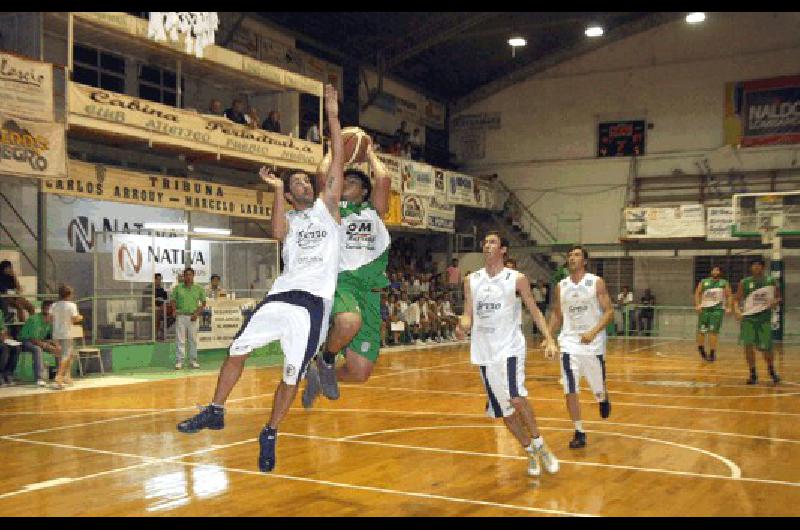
638, 288, 656, 337
205, 274, 227, 300
207, 98, 223, 116
0, 260, 35, 321
406, 295, 422, 344
409, 274, 421, 298
305, 121, 320, 143
224, 98, 250, 126
19, 300, 60, 387
389, 140, 403, 156
262, 111, 282, 133
0, 304, 21, 385
402, 142, 413, 159
247, 107, 261, 130
439, 293, 457, 340
392, 293, 411, 345
420, 273, 430, 297
389, 272, 402, 296
144, 273, 173, 341
425, 294, 441, 343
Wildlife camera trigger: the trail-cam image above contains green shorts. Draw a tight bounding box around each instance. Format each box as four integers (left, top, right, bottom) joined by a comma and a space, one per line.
697, 308, 724, 334
332, 279, 381, 362
740, 316, 773, 352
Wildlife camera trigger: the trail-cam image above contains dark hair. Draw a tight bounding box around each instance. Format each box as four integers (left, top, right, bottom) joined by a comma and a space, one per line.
0, 260, 12, 275
504, 258, 517, 268
42, 300, 54, 312
568, 245, 589, 260
750, 257, 766, 267
279, 169, 313, 197
210, 274, 221, 281
344, 168, 372, 202
484, 231, 509, 250
154, 273, 162, 279
711, 265, 723, 273
184, 268, 195, 274
58, 284, 73, 300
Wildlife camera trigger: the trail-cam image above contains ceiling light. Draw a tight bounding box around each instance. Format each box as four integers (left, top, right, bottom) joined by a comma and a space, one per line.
507, 37, 526, 47
143, 222, 188, 231
585, 25, 604, 37
685, 12, 706, 24
193, 227, 232, 236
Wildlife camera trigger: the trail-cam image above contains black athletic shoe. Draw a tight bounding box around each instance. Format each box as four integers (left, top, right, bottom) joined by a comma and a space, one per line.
258, 427, 277, 472
317, 354, 340, 400
177, 405, 224, 433
770, 372, 781, 385
698, 347, 707, 361
746, 374, 758, 385
599, 400, 611, 419
301, 362, 322, 409
569, 430, 587, 449
707, 351, 716, 362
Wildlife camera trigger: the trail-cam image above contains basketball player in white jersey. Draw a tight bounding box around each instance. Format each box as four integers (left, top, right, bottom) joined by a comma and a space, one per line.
176, 84, 344, 473
456, 232, 560, 477
548, 245, 614, 449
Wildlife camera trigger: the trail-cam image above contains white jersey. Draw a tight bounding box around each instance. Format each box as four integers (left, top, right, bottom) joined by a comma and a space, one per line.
50, 300, 79, 340
558, 272, 606, 356
338, 201, 391, 273
270, 198, 340, 300
469, 268, 525, 365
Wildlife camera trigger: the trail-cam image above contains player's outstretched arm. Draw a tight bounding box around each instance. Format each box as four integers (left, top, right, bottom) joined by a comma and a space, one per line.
547, 283, 563, 343
724, 283, 733, 314
259, 167, 287, 242
321, 84, 343, 221
517, 273, 557, 359
315, 150, 332, 199
694, 281, 704, 312
368, 143, 391, 218
734, 280, 744, 320
455, 276, 473, 340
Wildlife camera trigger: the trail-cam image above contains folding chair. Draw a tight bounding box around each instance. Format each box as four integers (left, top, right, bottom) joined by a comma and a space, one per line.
71, 325, 104, 376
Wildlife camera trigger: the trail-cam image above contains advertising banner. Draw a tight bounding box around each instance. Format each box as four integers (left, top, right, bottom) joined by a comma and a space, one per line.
0, 52, 54, 122
68, 83, 322, 170
706, 207, 736, 241
445, 171, 476, 206
400, 193, 426, 228
43, 160, 272, 220
112, 233, 211, 283
433, 168, 447, 202
0, 114, 65, 177
425, 196, 455, 233
624, 205, 706, 239
724, 74, 800, 147
474, 179, 497, 210
197, 298, 254, 350
400, 160, 434, 197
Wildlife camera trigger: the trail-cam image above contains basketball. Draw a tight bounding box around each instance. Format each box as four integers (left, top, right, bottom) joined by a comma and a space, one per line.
341, 127, 371, 164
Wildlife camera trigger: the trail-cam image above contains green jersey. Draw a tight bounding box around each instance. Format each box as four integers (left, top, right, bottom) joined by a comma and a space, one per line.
338, 201, 390, 290
19, 313, 52, 341
171, 283, 206, 315
741, 275, 777, 320
699, 277, 729, 309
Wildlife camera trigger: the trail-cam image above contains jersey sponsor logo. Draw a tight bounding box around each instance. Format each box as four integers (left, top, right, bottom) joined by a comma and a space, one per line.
568, 304, 589, 315
296, 224, 328, 250
585, 279, 593, 287
285, 364, 296, 378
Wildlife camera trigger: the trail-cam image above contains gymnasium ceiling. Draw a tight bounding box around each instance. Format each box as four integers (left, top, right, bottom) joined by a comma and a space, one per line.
255, 12, 683, 109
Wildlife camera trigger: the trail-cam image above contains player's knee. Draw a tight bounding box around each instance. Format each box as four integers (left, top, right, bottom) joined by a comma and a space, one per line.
335, 313, 362, 338
510, 396, 527, 410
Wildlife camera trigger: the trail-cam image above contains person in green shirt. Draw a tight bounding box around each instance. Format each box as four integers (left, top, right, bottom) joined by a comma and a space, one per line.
19, 300, 61, 387
303, 139, 391, 408
734, 257, 781, 385
170, 268, 206, 370
694, 266, 732, 362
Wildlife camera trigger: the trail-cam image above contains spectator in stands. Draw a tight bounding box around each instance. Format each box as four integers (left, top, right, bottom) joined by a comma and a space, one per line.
305, 121, 321, 143
205, 274, 227, 300
389, 272, 402, 296
224, 98, 250, 125
0, 260, 35, 322
19, 300, 60, 387
638, 288, 656, 337
395, 120, 410, 145
170, 268, 206, 370
144, 273, 172, 341
406, 295, 423, 344
400, 274, 410, 296
208, 98, 224, 116
246, 107, 261, 130
409, 274, 421, 298
446, 259, 461, 291
617, 285, 635, 336
402, 142, 413, 159
393, 293, 411, 345
389, 140, 403, 156
420, 273, 431, 297
0, 302, 21, 385
50, 284, 83, 390
439, 292, 457, 340
411, 128, 424, 160
262, 111, 282, 133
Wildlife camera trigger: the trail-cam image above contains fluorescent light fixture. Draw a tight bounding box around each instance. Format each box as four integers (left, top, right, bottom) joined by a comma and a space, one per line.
193, 227, 232, 236
585, 25, 604, 37
507, 37, 526, 47
685, 12, 705, 24
143, 222, 189, 231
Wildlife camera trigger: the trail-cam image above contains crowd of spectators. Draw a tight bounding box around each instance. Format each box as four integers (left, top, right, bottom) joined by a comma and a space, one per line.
206, 97, 284, 135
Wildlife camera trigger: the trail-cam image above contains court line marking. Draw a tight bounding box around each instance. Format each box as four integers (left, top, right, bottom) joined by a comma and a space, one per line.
626, 340, 681, 353
348, 384, 800, 417
0, 435, 594, 517
337, 425, 741, 479
366, 359, 472, 379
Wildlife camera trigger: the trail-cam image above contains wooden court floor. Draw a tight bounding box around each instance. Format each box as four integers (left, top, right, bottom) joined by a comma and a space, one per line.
0, 337, 799, 516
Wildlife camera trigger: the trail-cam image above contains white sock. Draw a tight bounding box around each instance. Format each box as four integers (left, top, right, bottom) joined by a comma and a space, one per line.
532, 436, 544, 449
574, 420, 584, 432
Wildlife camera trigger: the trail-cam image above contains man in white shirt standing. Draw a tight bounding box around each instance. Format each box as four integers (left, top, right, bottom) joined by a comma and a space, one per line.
548, 245, 614, 450
456, 231, 560, 478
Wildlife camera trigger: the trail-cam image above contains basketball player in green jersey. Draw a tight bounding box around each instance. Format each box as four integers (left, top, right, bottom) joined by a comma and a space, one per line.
303, 140, 391, 407
694, 266, 732, 362
734, 257, 781, 385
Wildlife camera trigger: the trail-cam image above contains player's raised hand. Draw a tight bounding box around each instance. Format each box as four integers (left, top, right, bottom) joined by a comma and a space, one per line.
259, 166, 282, 188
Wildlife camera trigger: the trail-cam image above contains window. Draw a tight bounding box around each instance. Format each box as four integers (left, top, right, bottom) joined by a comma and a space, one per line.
138, 65, 184, 107
72, 44, 126, 93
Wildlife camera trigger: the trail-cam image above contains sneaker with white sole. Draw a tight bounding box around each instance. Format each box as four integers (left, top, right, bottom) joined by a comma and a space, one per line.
535, 443, 560, 474
190, 361, 200, 369
526, 448, 542, 477
175, 362, 183, 370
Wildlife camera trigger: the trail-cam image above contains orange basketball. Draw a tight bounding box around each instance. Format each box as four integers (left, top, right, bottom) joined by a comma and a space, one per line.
341, 127, 371, 164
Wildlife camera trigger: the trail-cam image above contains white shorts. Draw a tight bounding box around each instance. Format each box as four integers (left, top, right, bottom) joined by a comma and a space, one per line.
229, 290, 331, 385
560, 353, 607, 401
478, 355, 527, 418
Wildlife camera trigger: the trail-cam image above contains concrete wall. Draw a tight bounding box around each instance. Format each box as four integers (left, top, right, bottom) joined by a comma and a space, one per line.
451, 12, 800, 244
